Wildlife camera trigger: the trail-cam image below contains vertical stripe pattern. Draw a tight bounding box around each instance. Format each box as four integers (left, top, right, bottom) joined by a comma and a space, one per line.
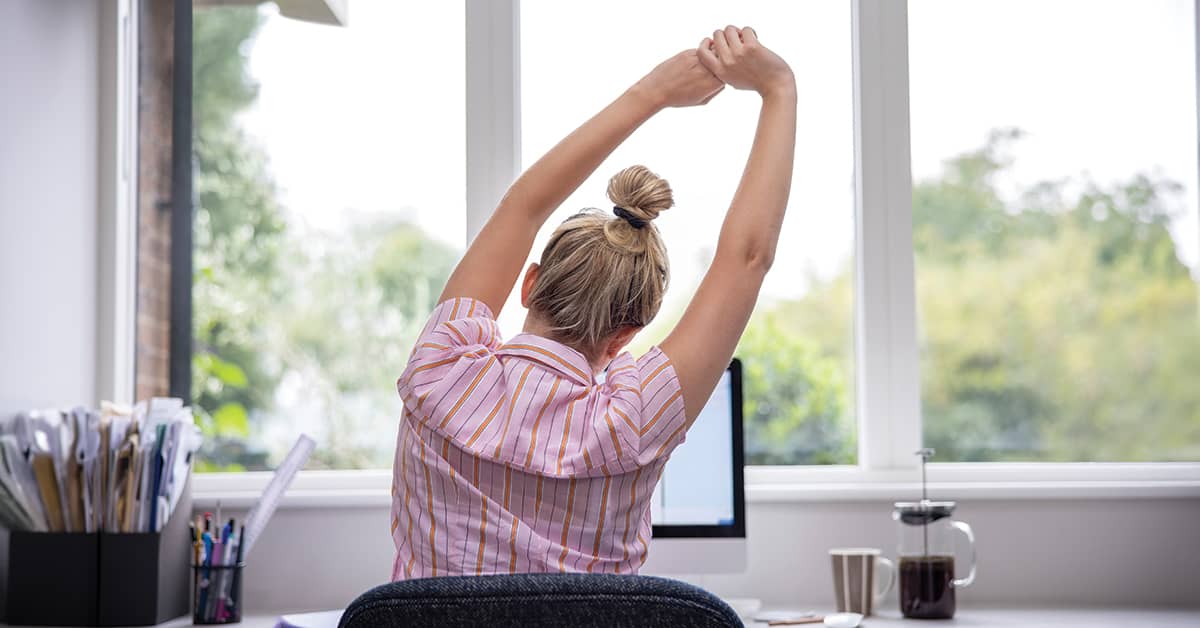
391, 298, 688, 580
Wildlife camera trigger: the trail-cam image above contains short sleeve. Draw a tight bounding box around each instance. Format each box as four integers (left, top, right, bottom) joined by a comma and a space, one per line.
397, 297, 501, 416
606, 346, 688, 465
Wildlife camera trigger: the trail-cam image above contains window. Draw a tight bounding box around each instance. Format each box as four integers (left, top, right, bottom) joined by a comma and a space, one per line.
909, 0, 1200, 462
192, 1, 465, 470
173, 1, 1200, 488
517, 0, 857, 465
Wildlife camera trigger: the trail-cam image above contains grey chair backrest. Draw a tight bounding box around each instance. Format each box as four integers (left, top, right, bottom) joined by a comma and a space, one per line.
338, 573, 743, 628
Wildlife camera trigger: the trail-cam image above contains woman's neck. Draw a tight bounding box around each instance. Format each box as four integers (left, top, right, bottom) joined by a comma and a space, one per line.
521, 313, 606, 375
520, 313, 556, 339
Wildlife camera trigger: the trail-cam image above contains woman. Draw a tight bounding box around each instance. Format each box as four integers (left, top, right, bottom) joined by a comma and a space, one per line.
392, 26, 796, 579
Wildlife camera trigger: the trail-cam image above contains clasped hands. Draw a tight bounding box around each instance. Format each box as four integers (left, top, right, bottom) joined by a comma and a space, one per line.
637, 25, 796, 109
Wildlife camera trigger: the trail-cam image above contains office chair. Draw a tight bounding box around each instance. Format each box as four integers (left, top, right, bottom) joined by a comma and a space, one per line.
338, 573, 742, 628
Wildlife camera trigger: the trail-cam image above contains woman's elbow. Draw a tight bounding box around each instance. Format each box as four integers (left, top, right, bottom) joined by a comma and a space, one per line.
716, 243, 775, 275
744, 248, 775, 273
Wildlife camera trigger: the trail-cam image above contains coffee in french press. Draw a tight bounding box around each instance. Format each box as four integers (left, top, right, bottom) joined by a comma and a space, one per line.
892, 449, 977, 619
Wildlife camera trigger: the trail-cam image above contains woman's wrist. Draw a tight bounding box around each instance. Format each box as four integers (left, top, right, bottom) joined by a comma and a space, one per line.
626, 81, 668, 115
759, 74, 797, 102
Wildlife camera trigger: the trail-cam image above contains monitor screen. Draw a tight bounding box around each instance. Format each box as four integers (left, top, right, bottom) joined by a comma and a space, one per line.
650, 359, 744, 538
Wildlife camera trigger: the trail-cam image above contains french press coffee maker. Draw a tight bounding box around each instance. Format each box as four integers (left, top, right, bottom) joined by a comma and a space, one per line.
892, 449, 977, 619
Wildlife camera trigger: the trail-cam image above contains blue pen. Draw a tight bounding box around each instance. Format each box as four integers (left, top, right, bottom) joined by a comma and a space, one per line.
199, 531, 214, 619
202, 531, 214, 564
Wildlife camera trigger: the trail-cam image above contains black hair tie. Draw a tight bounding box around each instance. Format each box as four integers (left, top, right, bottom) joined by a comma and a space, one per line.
613, 206, 647, 229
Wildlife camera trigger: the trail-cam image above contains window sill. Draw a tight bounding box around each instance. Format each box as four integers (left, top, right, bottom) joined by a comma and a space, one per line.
191, 463, 1200, 510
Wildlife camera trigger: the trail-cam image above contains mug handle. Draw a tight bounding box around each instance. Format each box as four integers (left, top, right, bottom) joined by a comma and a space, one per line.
950, 520, 977, 588
873, 556, 896, 605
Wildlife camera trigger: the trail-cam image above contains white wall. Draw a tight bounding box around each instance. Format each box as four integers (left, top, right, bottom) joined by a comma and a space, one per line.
0, 0, 101, 616
232, 498, 1200, 614
0, 0, 100, 414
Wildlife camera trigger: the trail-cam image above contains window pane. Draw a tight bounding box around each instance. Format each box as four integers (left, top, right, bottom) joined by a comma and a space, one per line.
909, 0, 1200, 461
518, 1, 856, 464
192, 2, 465, 470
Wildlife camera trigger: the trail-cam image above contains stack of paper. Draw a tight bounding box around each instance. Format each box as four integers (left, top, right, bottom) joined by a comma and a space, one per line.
0, 398, 202, 533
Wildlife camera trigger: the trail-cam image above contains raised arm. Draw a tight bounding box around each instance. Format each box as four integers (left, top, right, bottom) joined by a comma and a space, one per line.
661, 26, 798, 421
439, 51, 724, 315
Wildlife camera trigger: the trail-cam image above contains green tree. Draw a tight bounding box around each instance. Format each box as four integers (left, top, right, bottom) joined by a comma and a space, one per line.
728, 128, 1199, 464
192, 7, 1197, 467
192, 7, 284, 470
737, 315, 854, 464
912, 131, 1200, 461
272, 218, 456, 469
192, 8, 459, 470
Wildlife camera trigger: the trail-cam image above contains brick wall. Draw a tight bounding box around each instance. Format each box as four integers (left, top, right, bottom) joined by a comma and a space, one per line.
134, 0, 175, 401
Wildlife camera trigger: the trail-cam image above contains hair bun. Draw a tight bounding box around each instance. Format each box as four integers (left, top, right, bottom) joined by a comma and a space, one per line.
607, 165, 674, 224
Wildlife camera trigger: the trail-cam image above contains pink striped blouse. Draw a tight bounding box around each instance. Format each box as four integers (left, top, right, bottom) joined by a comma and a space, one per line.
390, 297, 688, 580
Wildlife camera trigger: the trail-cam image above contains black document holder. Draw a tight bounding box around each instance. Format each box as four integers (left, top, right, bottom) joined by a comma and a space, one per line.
6, 532, 99, 626
6, 480, 192, 626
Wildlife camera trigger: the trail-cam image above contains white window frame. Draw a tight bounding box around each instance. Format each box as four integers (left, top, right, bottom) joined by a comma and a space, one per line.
185, 0, 1200, 508
97, 0, 140, 406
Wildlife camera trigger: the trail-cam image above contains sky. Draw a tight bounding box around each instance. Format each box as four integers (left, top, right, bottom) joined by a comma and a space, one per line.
238, 0, 1199, 335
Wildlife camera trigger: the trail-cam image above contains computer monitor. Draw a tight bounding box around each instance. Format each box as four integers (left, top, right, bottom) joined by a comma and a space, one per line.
642, 359, 746, 574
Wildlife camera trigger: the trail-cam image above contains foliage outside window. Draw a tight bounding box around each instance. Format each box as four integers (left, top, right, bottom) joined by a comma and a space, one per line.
190, 1, 1199, 472
192, 3, 463, 470
909, 0, 1200, 461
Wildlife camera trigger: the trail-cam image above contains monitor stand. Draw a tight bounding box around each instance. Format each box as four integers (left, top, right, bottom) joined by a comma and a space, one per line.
641, 537, 747, 574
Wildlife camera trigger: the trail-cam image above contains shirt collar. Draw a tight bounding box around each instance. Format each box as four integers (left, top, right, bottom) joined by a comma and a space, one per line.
497, 333, 594, 386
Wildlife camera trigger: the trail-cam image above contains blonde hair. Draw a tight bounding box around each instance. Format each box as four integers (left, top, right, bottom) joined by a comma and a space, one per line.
527, 165, 673, 359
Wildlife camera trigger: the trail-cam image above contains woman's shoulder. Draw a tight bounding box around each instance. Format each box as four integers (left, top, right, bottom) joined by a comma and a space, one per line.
417, 297, 501, 350
598, 346, 687, 467
606, 346, 677, 392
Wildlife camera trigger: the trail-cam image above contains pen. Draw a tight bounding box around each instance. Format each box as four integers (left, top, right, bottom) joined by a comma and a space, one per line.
228, 524, 246, 621
202, 531, 213, 564
207, 536, 223, 620
191, 523, 201, 568
199, 531, 213, 619
216, 525, 237, 621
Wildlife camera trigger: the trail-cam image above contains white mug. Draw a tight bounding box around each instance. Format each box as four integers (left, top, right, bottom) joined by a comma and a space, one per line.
829, 548, 896, 616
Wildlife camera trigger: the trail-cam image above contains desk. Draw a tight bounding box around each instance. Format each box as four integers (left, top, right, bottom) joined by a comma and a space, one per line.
4, 608, 1199, 628
747, 608, 1200, 627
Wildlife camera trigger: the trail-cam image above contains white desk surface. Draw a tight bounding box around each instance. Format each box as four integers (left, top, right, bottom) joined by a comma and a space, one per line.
4, 607, 1199, 628
746, 608, 1200, 627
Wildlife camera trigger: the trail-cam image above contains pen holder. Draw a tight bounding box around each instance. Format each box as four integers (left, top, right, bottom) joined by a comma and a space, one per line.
191, 562, 245, 624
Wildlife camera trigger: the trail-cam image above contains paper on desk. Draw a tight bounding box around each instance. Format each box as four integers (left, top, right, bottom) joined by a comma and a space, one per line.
0, 437, 42, 531
0, 435, 46, 530
65, 408, 88, 532
0, 477, 33, 530
104, 414, 132, 531
112, 421, 140, 533
161, 414, 200, 530
0, 399, 200, 533
134, 428, 157, 533
27, 414, 68, 532
275, 609, 344, 628
80, 409, 100, 532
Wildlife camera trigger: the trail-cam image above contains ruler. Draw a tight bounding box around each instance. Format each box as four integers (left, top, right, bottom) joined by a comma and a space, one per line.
242, 434, 315, 556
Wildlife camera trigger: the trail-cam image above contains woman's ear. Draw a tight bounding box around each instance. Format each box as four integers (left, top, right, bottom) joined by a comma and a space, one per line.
520, 263, 540, 307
